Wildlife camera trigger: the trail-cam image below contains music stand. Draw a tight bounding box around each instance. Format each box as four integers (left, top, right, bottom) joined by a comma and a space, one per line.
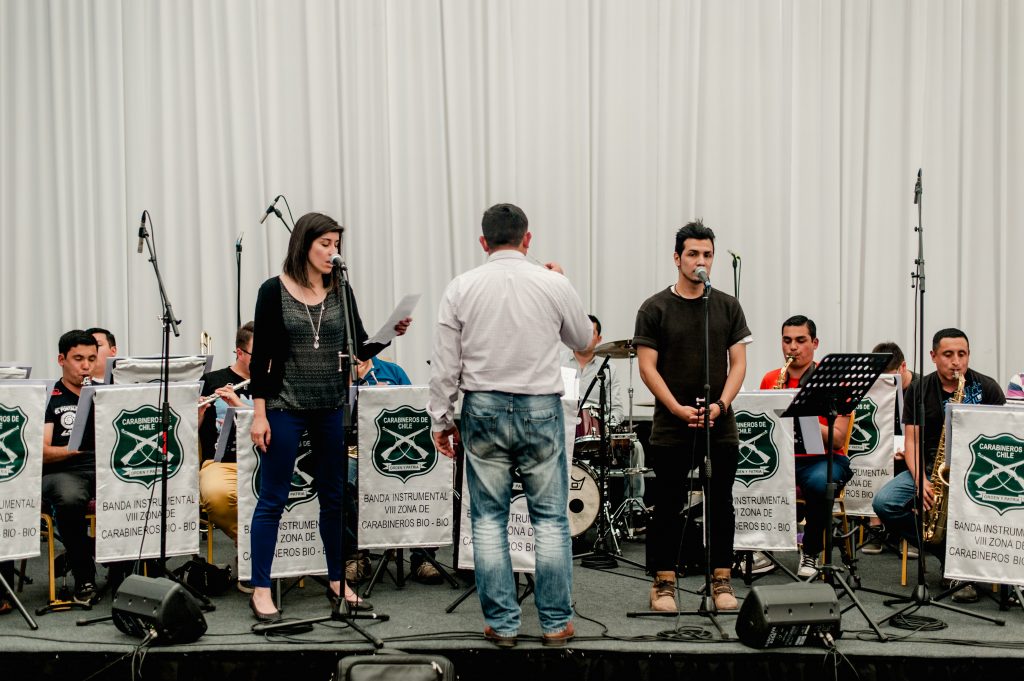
781, 352, 891, 642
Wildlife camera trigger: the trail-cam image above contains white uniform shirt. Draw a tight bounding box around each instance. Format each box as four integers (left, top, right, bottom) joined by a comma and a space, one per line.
427, 250, 592, 431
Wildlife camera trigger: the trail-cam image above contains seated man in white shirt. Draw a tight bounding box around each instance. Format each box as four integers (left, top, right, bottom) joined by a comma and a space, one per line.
561, 314, 645, 499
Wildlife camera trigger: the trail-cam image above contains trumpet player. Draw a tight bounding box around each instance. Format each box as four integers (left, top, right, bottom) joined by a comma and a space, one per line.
872, 328, 1004, 603
759, 315, 853, 578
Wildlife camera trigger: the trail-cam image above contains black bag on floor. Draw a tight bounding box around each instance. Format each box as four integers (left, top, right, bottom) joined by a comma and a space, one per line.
338, 653, 454, 681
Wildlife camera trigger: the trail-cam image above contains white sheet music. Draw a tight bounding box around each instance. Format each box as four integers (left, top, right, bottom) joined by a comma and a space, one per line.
364, 294, 420, 345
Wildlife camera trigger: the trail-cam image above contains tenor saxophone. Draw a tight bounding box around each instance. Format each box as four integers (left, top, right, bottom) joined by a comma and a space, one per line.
774, 356, 796, 389
922, 371, 965, 546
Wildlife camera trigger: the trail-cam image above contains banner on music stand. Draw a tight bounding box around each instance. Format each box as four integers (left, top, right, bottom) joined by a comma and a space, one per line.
93, 383, 201, 562
456, 396, 576, 573
731, 391, 797, 551
945, 404, 1024, 587
106, 355, 212, 385
233, 408, 328, 580
0, 364, 31, 380
0, 381, 47, 561
357, 386, 453, 550
844, 374, 900, 516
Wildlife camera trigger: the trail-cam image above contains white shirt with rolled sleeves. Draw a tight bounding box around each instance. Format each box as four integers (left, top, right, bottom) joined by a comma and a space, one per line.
427, 250, 593, 433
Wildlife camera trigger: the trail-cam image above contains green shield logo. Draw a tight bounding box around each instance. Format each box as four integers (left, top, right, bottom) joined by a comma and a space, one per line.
965, 433, 1024, 515
371, 406, 437, 482
847, 397, 879, 458
0, 404, 29, 482
250, 430, 318, 511
110, 406, 183, 488
734, 410, 779, 487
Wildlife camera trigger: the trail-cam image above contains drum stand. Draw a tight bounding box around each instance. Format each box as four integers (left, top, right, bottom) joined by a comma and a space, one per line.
575, 367, 645, 571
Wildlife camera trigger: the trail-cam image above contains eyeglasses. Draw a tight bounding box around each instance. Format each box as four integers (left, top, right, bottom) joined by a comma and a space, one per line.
238, 347, 252, 356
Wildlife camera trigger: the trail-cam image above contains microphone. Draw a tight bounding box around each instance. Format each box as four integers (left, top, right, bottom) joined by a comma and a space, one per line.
694, 266, 710, 287
914, 168, 922, 205
259, 196, 281, 224
136, 212, 146, 254
330, 253, 345, 269
728, 250, 741, 261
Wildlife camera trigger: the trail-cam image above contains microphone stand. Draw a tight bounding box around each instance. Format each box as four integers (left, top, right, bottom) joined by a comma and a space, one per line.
235, 231, 244, 329
877, 170, 1003, 626
135, 213, 215, 612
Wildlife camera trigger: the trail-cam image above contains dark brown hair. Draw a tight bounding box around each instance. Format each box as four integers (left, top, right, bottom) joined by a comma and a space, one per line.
282, 212, 344, 288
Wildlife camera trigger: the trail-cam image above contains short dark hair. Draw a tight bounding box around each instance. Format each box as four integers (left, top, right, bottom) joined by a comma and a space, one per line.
59, 330, 98, 357
85, 327, 116, 348
283, 212, 344, 289
674, 219, 716, 256
782, 315, 817, 339
871, 341, 905, 372
932, 328, 969, 351
236, 321, 255, 349
588, 314, 602, 336
481, 203, 528, 248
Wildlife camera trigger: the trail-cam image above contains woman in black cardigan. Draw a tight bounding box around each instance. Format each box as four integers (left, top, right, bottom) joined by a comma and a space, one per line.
247, 212, 410, 620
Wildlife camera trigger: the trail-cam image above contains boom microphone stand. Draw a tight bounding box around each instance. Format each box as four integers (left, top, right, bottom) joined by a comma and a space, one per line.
877, 170, 1004, 627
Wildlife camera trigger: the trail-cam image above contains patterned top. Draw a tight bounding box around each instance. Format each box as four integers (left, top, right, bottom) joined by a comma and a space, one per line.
267, 285, 346, 411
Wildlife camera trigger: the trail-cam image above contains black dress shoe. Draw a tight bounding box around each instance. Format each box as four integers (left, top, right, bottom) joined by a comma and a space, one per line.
249, 595, 280, 622
325, 587, 373, 612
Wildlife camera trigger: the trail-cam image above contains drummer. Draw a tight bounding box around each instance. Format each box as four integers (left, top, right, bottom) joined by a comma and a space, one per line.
560, 315, 645, 498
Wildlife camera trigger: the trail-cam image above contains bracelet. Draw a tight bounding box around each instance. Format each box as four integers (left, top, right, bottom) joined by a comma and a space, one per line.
714, 399, 727, 414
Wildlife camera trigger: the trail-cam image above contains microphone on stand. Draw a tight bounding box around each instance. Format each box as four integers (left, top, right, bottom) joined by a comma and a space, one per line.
259, 196, 282, 224
728, 250, 741, 261
914, 169, 922, 205
330, 253, 346, 270
695, 266, 711, 288
137, 212, 147, 254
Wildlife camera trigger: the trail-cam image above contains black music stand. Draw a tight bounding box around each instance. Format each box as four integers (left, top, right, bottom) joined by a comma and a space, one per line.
781, 352, 890, 642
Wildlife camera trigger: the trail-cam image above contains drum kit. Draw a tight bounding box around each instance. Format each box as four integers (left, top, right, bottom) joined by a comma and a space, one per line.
569, 339, 652, 566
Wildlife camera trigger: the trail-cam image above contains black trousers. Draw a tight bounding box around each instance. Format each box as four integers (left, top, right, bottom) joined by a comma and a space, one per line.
646, 439, 738, 572
41, 470, 96, 586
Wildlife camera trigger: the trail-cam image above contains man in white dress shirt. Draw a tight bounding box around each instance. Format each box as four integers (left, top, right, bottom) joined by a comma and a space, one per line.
428, 203, 592, 648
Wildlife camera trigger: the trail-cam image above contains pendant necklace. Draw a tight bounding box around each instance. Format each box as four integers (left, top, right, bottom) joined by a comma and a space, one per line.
303, 290, 325, 350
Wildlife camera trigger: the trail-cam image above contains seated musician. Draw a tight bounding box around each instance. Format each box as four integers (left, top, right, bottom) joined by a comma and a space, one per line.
197, 322, 254, 590
759, 315, 852, 578
872, 328, 1005, 603
42, 330, 99, 604
560, 314, 645, 498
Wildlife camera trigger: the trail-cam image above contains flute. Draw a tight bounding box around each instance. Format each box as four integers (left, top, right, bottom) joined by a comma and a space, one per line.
199, 379, 251, 407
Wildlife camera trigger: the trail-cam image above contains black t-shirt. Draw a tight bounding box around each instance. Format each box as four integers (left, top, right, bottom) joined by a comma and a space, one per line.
44, 379, 96, 475
634, 286, 751, 446
902, 368, 1005, 471
199, 366, 252, 464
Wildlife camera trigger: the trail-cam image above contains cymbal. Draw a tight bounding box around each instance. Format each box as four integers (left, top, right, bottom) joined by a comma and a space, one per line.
594, 339, 636, 359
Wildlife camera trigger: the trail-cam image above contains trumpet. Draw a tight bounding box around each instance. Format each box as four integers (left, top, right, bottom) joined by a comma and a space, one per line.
199, 379, 251, 407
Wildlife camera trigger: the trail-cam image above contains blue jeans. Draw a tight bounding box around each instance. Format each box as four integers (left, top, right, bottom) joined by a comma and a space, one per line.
873, 469, 935, 552
250, 409, 346, 588
796, 455, 853, 555
461, 391, 572, 636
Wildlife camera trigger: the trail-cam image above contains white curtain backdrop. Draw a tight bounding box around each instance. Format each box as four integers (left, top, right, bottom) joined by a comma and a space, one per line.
2, 0, 1021, 406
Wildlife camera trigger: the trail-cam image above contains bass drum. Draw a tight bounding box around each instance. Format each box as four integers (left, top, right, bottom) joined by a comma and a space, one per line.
568, 461, 600, 537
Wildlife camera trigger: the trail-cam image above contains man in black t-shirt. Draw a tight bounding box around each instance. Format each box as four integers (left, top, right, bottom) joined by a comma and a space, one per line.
872, 328, 1005, 602
633, 220, 751, 612
43, 330, 99, 604
197, 322, 254, 551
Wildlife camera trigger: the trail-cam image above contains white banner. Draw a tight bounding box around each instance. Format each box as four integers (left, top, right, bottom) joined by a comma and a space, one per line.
844, 374, 899, 516
357, 386, 453, 549
732, 391, 798, 551
235, 408, 328, 580
457, 397, 576, 573
93, 383, 201, 562
0, 381, 46, 560
945, 404, 1024, 586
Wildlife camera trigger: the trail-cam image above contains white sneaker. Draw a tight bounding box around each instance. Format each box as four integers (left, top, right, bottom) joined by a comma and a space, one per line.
750, 551, 776, 575
797, 551, 819, 578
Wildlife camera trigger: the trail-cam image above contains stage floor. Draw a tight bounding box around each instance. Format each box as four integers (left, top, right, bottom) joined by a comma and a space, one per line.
2, 532, 1023, 680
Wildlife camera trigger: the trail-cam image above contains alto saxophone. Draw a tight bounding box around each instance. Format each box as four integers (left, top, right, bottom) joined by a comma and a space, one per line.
922, 370, 965, 546
774, 356, 796, 389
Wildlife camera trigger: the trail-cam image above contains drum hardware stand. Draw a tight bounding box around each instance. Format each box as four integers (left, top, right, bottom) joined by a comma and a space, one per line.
607, 477, 650, 541
874, 172, 1004, 628
362, 548, 459, 598
575, 362, 645, 571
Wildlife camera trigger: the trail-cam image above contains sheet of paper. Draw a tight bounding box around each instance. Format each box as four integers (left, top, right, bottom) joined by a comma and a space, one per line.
561, 366, 579, 402
364, 294, 421, 345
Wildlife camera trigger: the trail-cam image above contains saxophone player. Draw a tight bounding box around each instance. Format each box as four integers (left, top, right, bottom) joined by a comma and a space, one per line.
872, 328, 1005, 603
759, 315, 853, 578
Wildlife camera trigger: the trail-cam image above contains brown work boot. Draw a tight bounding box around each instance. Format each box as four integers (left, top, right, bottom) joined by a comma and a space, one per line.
711, 569, 738, 610
650, 571, 677, 611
